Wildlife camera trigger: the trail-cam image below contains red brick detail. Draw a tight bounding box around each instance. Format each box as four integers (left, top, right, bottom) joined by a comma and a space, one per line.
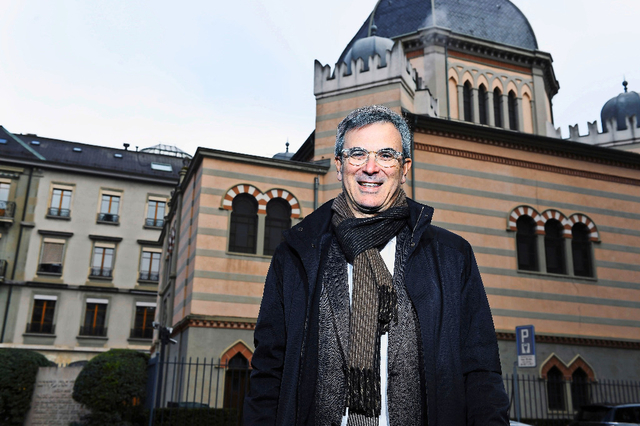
568, 357, 595, 380
568, 214, 600, 242
540, 209, 571, 238
541, 355, 571, 379
221, 341, 253, 366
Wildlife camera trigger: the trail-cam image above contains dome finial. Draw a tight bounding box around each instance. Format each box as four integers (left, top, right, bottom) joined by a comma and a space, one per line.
285, 140, 289, 153
623, 78, 628, 93
371, 23, 378, 36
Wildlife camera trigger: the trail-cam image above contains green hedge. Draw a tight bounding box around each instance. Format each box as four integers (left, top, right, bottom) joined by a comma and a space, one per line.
0, 349, 55, 425
150, 408, 238, 426
72, 349, 149, 426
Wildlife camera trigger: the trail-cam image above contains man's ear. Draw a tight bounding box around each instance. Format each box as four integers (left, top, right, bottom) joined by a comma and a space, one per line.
335, 157, 343, 181
401, 158, 412, 184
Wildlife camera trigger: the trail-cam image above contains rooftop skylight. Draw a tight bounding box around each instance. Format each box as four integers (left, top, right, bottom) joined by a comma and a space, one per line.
150, 162, 172, 172
114, 153, 123, 158
73, 147, 82, 152
31, 140, 40, 145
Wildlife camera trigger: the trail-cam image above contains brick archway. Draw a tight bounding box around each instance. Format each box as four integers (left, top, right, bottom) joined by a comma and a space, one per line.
568, 214, 600, 242
221, 184, 301, 218
221, 341, 253, 367
508, 205, 543, 234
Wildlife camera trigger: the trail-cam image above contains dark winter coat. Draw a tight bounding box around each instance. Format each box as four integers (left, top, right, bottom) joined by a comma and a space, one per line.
244, 198, 510, 425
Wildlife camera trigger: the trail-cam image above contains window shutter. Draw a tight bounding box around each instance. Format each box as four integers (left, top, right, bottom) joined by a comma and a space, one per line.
41, 243, 64, 264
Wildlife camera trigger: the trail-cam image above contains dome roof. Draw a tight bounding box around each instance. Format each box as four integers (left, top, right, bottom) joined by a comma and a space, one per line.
601, 81, 640, 131
342, 33, 395, 73
272, 142, 295, 161
339, 0, 538, 63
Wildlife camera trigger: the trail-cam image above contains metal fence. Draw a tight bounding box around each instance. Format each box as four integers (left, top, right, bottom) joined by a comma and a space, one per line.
148, 357, 250, 426
504, 374, 640, 425
147, 358, 640, 426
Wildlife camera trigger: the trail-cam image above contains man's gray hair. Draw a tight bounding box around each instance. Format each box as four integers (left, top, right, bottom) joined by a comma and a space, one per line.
335, 105, 412, 159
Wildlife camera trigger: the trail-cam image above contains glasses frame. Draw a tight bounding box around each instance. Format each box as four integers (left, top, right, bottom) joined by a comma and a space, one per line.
338, 147, 404, 168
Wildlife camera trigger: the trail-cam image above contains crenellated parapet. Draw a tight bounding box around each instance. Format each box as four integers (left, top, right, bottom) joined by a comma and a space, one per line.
557, 115, 640, 151
314, 42, 438, 117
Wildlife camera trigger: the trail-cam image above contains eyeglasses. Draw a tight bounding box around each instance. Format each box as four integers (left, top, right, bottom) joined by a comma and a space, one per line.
339, 147, 403, 168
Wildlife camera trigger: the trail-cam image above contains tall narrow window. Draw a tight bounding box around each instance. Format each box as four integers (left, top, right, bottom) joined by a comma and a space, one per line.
0, 182, 11, 218
80, 299, 108, 336
572, 223, 593, 277
478, 84, 488, 125
516, 216, 538, 271
463, 81, 473, 122
91, 245, 114, 278
224, 353, 250, 419
38, 239, 65, 274
131, 303, 155, 339
493, 88, 503, 128
263, 198, 291, 256
98, 194, 120, 223
508, 90, 518, 130
28, 296, 56, 334
140, 250, 161, 282
571, 368, 590, 411
545, 219, 566, 274
146, 199, 166, 227
49, 188, 72, 217
547, 367, 566, 411
229, 194, 258, 254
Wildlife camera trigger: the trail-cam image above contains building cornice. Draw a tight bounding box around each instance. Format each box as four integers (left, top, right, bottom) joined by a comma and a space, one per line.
37, 230, 74, 237
171, 314, 257, 336
496, 332, 640, 350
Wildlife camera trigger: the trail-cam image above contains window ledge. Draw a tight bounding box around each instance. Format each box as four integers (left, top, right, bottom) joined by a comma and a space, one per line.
143, 225, 163, 230
517, 269, 597, 282
137, 279, 159, 285
37, 271, 63, 277
46, 215, 71, 221
77, 335, 108, 341
128, 337, 152, 343
96, 220, 120, 226
88, 275, 113, 282
226, 251, 272, 260
23, 332, 56, 338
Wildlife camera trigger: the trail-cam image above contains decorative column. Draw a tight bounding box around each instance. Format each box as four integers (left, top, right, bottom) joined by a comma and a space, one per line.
471, 88, 480, 123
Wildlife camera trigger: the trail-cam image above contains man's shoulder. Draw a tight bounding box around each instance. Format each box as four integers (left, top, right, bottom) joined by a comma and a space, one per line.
423, 224, 473, 256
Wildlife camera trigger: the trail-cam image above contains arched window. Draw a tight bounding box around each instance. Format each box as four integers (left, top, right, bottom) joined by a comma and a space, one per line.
263, 198, 291, 256
229, 194, 258, 254
545, 219, 566, 274
493, 88, 503, 128
571, 368, 590, 410
572, 223, 593, 277
516, 215, 538, 271
508, 90, 518, 130
463, 81, 473, 122
547, 366, 566, 411
478, 84, 488, 125
224, 353, 250, 415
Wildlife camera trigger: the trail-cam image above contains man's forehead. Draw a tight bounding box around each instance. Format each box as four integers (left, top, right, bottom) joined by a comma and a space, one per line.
343, 122, 402, 145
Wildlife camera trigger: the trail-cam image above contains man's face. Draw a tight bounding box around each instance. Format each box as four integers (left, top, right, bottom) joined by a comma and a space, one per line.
335, 122, 412, 218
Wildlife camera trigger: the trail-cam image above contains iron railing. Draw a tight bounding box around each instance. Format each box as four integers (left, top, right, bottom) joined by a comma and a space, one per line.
130, 327, 153, 339
47, 207, 71, 217
97, 212, 119, 223
90, 267, 112, 278
146, 217, 164, 227
79, 325, 108, 337
26, 322, 55, 334
139, 271, 160, 282
38, 263, 63, 274
149, 357, 249, 426
0, 201, 16, 219
504, 373, 640, 425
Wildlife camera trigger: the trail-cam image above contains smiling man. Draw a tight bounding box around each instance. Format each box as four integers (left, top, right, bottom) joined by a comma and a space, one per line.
245, 105, 509, 426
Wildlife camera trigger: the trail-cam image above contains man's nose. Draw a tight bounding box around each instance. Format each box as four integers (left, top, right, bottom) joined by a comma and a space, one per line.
362, 152, 380, 174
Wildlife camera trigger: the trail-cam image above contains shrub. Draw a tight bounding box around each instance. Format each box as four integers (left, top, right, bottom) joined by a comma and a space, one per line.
72, 349, 149, 426
0, 348, 55, 425
150, 407, 238, 426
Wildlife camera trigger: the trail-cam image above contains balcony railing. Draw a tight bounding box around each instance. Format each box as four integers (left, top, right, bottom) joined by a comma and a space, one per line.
0, 201, 16, 219
139, 271, 160, 282
90, 267, 112, 278
38, 263, 63, 274
47, 207, 71, 218
145, 217, 164, 227
26, 322, 55, 334
0, 259, 6, 279
130, 327, 153, 339
79, 325, 108, 337
97, 212, 119, 223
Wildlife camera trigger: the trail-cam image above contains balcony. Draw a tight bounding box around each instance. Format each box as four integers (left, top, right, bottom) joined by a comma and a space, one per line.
38, 263, 63, 275
26, 322, 55, 334
145, 217, 164, 228
79, 325, 108, 337
138, 271, 160, 282
130, 327, 153, 339
97, 212, 119, 224
89, 267, 112, 279
47, 207, 71, 219
0, 201, 16, 224
0, 259, 6, 280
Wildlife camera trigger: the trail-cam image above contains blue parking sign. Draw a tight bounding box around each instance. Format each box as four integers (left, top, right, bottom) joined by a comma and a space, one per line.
516, 325, 536, 367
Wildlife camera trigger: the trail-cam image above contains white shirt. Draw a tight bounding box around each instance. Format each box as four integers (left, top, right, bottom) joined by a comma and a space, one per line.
341, 237, 396, 426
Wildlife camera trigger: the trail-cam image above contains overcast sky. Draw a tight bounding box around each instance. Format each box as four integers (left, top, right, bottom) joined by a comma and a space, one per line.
1, 1, 638, 158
